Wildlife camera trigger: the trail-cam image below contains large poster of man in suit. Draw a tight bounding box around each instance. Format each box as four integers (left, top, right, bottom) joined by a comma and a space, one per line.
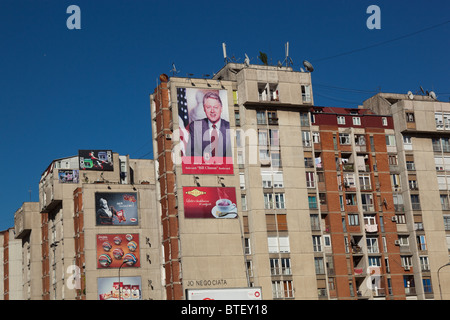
177, 88, 233, 174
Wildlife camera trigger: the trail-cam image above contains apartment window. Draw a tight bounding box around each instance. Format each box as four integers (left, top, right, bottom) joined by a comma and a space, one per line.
339, 133, 351, 145
391, 174, 401, 189
270, 258, 292, 276
234, 110, 240, 126
444, 216, 450, 230
268, 236, 290, 253
300, 112, 310, 126
244, 238, 251, 254
420, 256, 430, 271
264, 193, 274, 209
403, 135, 413, 150
275, 193, 286, 209
441, 195, 450, 210
359, 174, 371, 190
410, 195, 421, 210
345, 193, 357, 206
361, 194, 374, 211
343, 173, 356, 188
409, 178, 419, 190
268, 111, 278, 125
306, 172, 315, 188
301, 85, 311, 103
312, 132, 320, 143
406, 161, 415, 171
272, 280, 294, 299
385, 135, 396, 146
308, 196, 318, 210
257, 111, 266, 125
401, 256, 413, 268
262, 170, 284, 188
423, 278, 433, 294
398, 235, 409, 247
348, 214, 359, 226
417, 235, 427, 251
314, 257, 325, 274
366, 237, 379, 253
241, 195, 247, 211
368, 256, 381, 267
337, 116, 346, 125
382, 117, 388, 126
302, 131, 312, 147
406, 112, 415, 122
389, 155, 398, 165
352, 117, 361, 126
240, 172, 245, 190
310, 214, 320, 230
312, 235, 322, 252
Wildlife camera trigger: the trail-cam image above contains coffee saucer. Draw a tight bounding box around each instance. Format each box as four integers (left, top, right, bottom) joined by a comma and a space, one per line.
211, 206, 237, 218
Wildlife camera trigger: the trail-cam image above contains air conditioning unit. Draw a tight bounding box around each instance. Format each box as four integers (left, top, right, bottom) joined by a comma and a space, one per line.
394, 240, 400, 246
404, 266, 411, 271
391, 216, 398, 222
165, 134, 172, 140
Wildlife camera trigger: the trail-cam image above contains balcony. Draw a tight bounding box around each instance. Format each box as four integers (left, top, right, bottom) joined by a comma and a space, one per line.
343, 164, 354, 171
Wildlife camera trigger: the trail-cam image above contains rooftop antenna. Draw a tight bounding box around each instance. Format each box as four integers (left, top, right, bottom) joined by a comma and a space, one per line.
222, 43, 230, 64
244, 53, 250, 67
282, 42, 293, 67
420, 86, 425, 95
170, 63, 180, 76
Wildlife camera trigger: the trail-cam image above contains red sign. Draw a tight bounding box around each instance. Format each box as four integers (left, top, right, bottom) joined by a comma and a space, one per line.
96, 234, 140, 268
183, 187, 237, 219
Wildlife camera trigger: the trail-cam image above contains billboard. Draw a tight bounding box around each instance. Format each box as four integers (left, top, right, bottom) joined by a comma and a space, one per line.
96, 233, 140, 268
79, 150, 113, 171
186, 287, 262, 300
58, 169, 79, 183
95, 192, 138, 226
183, 187, 237, 219
177, 88, 233, 175
98, 276, 142, 300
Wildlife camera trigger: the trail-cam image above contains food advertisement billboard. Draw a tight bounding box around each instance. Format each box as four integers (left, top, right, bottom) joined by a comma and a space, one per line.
183, 186, 237, 219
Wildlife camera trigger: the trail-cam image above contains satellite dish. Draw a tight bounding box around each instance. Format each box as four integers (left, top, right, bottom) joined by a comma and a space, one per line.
407, 91, 414, 100
303, 60, 314, 72
429, 91, 437, 100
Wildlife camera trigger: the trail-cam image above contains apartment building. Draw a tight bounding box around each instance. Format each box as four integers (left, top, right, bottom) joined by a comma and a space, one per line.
150, 62, 450, 300
364, 93, 450, 299
37, 151, 163, 300
1, 228, 22, 299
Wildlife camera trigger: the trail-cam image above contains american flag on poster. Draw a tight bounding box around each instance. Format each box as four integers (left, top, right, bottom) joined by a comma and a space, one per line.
177, 88, 190, 155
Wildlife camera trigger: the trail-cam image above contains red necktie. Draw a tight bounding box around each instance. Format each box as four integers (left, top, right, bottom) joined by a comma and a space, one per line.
211, 124, 218, 157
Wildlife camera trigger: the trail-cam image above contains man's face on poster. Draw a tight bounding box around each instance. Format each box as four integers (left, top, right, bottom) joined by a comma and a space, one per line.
203, 97, 222, 124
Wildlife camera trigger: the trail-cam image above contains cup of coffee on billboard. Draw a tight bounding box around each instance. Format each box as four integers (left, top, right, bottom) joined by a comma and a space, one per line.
216, 199, 236, 212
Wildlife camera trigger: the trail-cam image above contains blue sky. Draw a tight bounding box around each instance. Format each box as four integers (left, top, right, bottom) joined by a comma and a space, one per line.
0, 0, 448, 230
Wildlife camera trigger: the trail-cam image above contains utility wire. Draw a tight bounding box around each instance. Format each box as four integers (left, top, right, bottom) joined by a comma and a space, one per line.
313, 20, 450, 63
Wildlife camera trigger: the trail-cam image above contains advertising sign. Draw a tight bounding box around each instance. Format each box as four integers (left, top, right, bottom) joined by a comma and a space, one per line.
58, 169, 79, 183
98, 276, 142, 300
79, 150, 113, 171
95, 192, 138, 226
96, 233, 140, 268
177, 88, 233, 175
186, 287, 262, 300
183, 187, 237, 219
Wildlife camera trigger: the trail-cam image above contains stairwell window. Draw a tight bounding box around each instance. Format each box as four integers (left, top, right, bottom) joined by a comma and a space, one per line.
301, 85, 311, 103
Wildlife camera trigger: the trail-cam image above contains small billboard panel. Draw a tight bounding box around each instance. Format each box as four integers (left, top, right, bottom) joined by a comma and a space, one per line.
98, 276, 142, 300
96, 233, 140, 268
186, 287, 262, 300
95, 192, 138, 226
183, 187, 237, 219
79, 150, 113, 171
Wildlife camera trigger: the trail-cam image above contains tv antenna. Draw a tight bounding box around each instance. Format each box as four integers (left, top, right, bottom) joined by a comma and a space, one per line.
170, 63, 180, 76
222, 43, 230, 64
282, 42, 293, 67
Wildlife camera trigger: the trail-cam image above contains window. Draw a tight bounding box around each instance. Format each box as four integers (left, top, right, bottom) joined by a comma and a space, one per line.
368, 256, 381, 267
300, 112, 310, 126
270, 258, 292, 276
306, 172, 315, 188
234, 110, 240, 126
241, 195, 247, 211
268, 111, 278, 125
401, 256, 413, 268
244, 238, 251, 254
410, 195, 421, 210
240, 172, 245, 190
420, 256, 430, 271
312, 235, 322, 252
406, 161, 415, 171
301, 85, 311, 103
361, 194, 374, 211
389, 155, 398, 165
406, 112, 415, 122
359, 174, 371, 190
403, 135, 412, 150
366, 237, 379, 253
417, 235, 427, 251
385, 135, 396, 146
345, 193, 357, 206
348, 214, 359, 226
310, 214, 320, 230
343, 173, 355, 188
391, 174, 401, 189
314, 257, 325, 274
275, 193, 285, 209
352, 117, 361, 125
339, 133, 351, 145
308, 196, 318, 209
302, 131, 312, 147
262, 170, 284, 188
257, 111, 266, 125
444, 216, 450, 230
264, 193, 274, 209
272, 280, 294, 299
441, 195, 450, 210
398, 235, 409, 246
422, 278, 433, 294
268, 236, 290, 253
337, 116, 346, 125
312, 132, 320, 143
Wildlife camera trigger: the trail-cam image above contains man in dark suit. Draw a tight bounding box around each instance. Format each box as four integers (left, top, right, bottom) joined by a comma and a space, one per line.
187, 91, 232, 160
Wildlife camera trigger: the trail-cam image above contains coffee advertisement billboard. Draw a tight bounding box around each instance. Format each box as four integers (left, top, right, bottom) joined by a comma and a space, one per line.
183, 186, 237, 219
